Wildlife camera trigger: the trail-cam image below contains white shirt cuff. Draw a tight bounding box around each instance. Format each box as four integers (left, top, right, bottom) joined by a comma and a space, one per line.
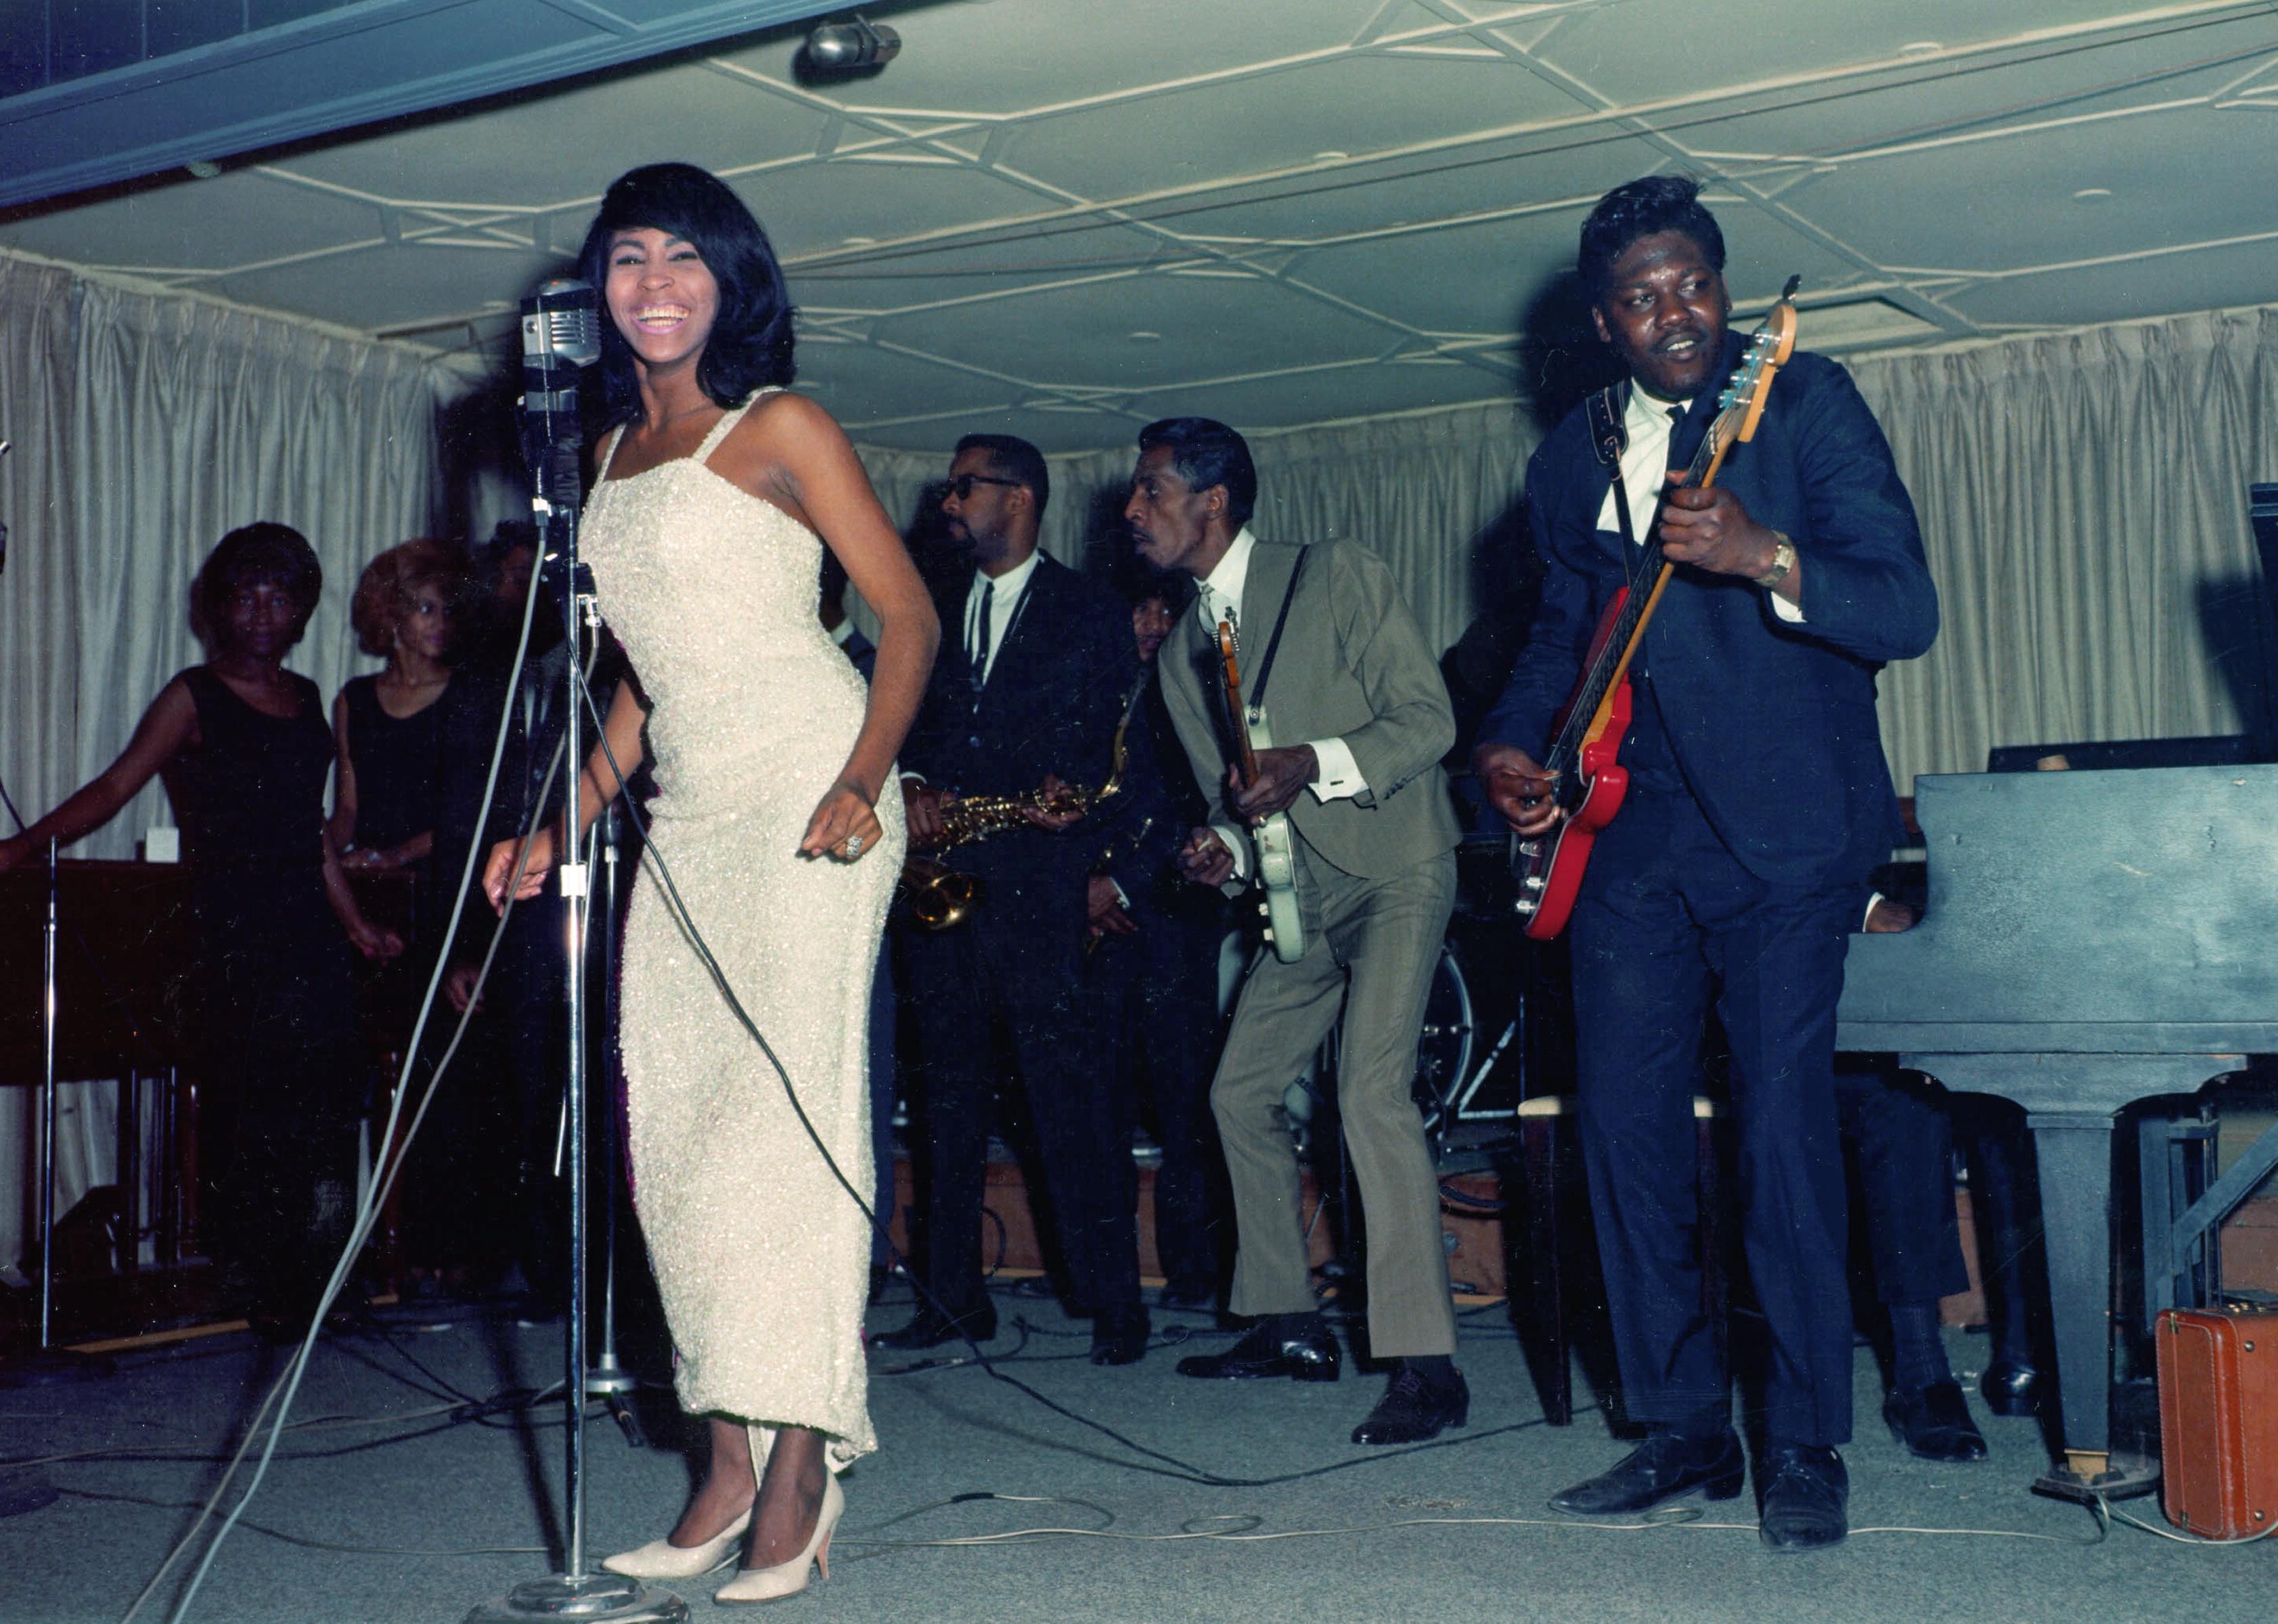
1306, 736, 1368, 803
1769, 590, 1806, 624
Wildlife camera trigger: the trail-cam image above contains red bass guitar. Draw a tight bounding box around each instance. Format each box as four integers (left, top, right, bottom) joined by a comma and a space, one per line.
1511, 282, 1799, 941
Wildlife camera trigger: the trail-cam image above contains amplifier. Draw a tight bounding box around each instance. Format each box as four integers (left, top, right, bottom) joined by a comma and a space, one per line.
2156, 1309, 2278, 1539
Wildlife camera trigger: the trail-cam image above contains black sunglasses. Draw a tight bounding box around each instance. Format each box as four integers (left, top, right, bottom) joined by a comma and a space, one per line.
945, 472, 1021, 500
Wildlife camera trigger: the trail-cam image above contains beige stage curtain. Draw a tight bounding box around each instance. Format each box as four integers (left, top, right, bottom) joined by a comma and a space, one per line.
1850, 304, 2278, 787
855, 303, 2278, 796
857, 398, 1542, 658
0, 249, 449, 1274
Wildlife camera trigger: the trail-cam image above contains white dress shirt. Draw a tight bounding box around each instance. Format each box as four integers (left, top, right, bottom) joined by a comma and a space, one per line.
963, 549, 1040, 686
1195, 527, 1367, 800
1596, 386, 1804, 625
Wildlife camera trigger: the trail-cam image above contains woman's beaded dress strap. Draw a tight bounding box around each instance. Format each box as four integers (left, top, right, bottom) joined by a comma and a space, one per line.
694, 388, 782, 464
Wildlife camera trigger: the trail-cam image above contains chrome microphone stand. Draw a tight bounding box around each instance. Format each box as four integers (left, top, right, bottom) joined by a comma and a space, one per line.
465, 285, 684, 1624
584, 807, 644, 1447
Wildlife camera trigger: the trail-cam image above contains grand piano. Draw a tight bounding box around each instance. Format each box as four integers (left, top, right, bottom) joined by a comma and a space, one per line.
1837, 763, 2278, 1493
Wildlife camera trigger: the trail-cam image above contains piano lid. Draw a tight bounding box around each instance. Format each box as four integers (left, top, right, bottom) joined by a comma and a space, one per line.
1838, 764, 2278, 1054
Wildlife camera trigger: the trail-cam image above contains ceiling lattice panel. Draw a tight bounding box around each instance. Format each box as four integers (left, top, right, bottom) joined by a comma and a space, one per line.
2, 0, 2273, 453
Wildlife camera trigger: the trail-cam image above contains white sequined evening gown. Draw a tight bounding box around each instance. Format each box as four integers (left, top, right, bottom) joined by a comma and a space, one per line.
583, 393, 901, 1469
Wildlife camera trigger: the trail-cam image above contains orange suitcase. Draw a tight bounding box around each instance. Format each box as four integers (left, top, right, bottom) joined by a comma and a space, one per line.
2156, 1309, 2278, 1539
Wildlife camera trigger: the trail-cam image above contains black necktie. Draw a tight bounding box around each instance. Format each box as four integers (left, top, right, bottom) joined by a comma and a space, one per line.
1664, 404, 1688, 474
968, 579, 994, 688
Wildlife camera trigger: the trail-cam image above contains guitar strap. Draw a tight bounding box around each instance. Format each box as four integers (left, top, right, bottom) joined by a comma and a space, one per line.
1245, 545, 1310, 715
1586, 384, 1641, 553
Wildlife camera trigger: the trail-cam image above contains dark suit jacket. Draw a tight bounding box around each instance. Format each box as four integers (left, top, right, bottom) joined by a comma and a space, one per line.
902, 554, 1141, 943
1091, 673, 1211, 922
1157, 536, 1462, 883
1479, 342, 1938, 889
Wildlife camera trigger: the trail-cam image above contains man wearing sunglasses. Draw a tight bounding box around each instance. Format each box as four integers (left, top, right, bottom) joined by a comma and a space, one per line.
880, 433, 1155, 1368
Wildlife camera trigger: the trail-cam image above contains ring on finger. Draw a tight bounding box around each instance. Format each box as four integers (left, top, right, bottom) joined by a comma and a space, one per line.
845, 833, 865, 857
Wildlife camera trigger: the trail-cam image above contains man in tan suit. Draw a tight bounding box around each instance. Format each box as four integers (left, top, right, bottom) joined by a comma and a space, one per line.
1124, 416, 1468, 1444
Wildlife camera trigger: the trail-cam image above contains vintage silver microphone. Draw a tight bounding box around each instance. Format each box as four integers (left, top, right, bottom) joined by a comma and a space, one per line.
518, 280, 600, 514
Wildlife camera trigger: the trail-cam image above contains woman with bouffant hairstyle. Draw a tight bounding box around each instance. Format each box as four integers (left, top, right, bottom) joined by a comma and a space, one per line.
330, 538, 469, 876
488, 162, 937, 1604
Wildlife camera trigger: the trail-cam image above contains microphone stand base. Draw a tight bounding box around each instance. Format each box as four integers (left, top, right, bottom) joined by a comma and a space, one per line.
464, 1573, 688, 1623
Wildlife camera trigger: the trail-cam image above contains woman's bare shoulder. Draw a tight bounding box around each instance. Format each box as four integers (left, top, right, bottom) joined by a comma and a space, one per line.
735, 387, 851, 455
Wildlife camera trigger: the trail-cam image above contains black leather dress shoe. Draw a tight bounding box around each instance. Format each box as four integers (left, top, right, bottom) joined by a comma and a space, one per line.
1884, 1380, 1988, 1462
874, 1303, 996, 1351
1351, 1364, 1469, 1445
1549, 1430, 1745, 1515
1174, 1320, 1340, 1382
1758, 1443, 1848, 1551
1980, 1359, 2042, 1418
1090, 1306, 1151, 1366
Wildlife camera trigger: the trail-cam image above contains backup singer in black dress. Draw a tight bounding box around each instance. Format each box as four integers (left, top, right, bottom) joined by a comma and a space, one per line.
0, 524, 402, 1330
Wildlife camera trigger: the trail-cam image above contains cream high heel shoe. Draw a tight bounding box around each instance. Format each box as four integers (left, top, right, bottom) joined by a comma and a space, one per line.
599, 1506, 751, 1579
714, 1472, 843, 1605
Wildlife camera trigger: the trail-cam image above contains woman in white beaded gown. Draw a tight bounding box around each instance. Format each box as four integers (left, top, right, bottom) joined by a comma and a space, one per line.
485, 163, 937, 1605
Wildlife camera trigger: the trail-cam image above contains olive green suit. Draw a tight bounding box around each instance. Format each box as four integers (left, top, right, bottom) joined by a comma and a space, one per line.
1157, 536, 1463, 1356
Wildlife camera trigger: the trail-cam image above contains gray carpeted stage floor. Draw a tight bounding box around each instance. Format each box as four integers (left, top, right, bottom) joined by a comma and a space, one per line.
2, 1286, 2267, 1624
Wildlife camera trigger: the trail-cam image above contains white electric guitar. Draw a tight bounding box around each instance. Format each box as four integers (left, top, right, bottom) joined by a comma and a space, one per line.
1216, 618, 1305, 962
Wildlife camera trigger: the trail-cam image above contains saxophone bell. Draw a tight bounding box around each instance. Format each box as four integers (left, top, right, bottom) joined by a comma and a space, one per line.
897, 853, 983, 931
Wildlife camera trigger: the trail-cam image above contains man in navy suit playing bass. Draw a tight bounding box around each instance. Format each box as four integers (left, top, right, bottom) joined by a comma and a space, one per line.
1473, 176, 1938, 1550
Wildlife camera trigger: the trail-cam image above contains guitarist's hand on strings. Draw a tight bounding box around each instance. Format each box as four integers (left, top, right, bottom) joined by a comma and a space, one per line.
1226, 744, 1318, 822
1178, 827, 1237, 888
1656, 478, 1796, 600
1474, 743, 1562, 837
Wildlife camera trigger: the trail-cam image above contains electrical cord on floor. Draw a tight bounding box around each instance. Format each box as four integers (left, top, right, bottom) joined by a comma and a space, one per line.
59, 1486, 548, 1559
8, 1378, 598, 1474
329, 1317, 491, 1408
830, 1487, 2116, 1558
2091, 1493, 2278, 1548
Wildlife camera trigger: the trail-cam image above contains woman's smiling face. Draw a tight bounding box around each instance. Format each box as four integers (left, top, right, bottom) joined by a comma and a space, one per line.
603, 226, 720, 374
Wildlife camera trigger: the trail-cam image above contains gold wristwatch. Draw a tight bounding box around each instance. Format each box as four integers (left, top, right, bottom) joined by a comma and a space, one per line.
1753, 533, 1797, 591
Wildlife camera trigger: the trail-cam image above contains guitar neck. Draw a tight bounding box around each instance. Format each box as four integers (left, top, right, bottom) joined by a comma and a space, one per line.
1545, 423, 1725, 772
1218, 623, 1261, 785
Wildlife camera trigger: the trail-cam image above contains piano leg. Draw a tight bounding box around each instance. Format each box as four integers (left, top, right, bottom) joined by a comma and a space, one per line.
2026, 1111, 2115, 1476
2024, 1108, 2162, 1502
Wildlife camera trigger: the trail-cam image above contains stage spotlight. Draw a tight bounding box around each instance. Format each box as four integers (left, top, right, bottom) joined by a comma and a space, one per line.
800, 14, 901, 78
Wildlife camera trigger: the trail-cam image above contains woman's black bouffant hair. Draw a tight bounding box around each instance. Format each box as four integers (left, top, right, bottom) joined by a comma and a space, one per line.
192, 522, 323, 650
577, 163, 797, 428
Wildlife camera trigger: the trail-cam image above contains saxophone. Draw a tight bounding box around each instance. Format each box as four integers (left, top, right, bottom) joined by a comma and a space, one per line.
899, 675, 1147, 931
